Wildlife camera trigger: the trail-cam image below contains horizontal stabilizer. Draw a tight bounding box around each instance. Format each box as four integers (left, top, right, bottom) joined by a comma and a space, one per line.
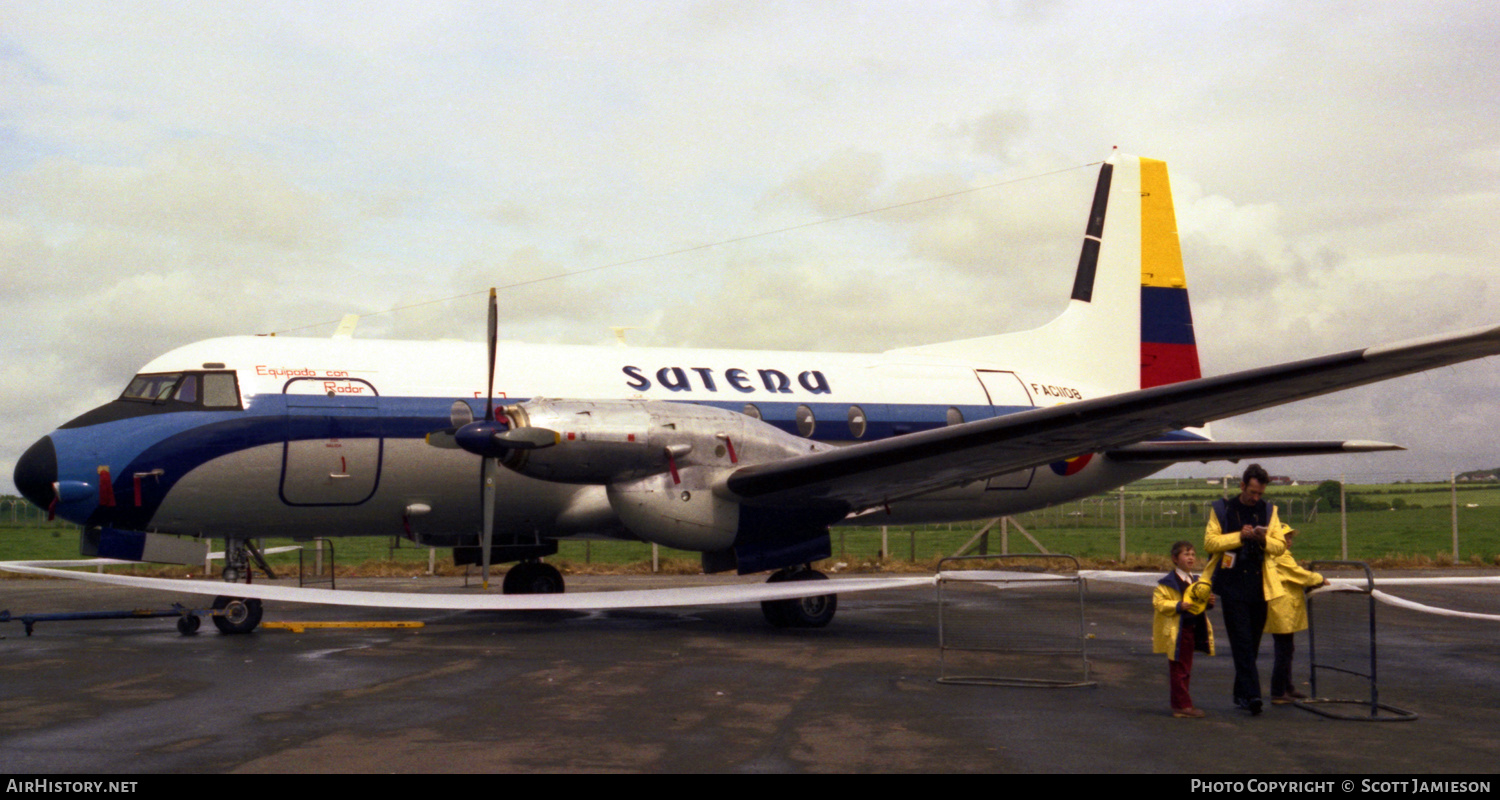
1105, 440, 1403, 464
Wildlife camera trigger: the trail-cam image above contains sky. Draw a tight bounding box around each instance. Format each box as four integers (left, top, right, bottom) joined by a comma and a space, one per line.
3, 0, 1498, 495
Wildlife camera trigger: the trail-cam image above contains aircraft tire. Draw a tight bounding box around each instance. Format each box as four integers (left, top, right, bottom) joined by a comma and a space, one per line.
176, 614, 201, 636
211, 596, 263, 635
761, 569, 837, 629
502, 561, 565, 595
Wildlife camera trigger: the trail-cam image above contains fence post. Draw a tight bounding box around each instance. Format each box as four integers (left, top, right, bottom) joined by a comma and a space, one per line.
1340, 475, 1348, 561
1452, 472, 1459, 562
1118, 486, 1126, 561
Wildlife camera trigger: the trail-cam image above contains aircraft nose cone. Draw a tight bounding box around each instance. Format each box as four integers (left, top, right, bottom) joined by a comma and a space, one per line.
14, 436, 57, 511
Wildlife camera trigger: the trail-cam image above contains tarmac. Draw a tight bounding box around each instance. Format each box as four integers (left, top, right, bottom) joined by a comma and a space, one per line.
0, 570, 1496, 773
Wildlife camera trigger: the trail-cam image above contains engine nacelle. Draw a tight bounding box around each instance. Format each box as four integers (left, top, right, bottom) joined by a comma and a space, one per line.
498, 398, 827, 485
606, 466, 740, 551
497, 398, 832, 551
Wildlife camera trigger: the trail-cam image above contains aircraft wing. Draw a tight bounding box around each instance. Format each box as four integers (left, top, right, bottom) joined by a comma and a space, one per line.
1104, 440, 1403, 463
725, 323, 1500, 511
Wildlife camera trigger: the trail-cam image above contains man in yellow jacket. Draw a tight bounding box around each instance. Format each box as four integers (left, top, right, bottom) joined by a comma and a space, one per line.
1204, 464, 1288, 715
1267, 530, 1328, 703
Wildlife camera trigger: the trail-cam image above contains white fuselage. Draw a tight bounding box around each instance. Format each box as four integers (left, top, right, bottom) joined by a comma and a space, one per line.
42, 334, 1167, 545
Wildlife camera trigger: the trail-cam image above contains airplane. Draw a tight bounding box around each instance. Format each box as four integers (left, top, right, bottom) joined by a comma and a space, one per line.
11, 153, 1500, 634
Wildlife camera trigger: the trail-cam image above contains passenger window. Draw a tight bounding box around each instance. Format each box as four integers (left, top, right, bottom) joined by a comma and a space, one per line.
946, 407, 965, 426
847, 406, 867, 438
742, 404, 762, 420
203, 373, 241, 408
795, 405, 815, 437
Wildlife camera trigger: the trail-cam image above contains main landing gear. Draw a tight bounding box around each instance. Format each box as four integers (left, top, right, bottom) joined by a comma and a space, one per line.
214, 539, 267, 634
502, 560, 565, 595
210, 596, 263, 635
761, 566, 837, 628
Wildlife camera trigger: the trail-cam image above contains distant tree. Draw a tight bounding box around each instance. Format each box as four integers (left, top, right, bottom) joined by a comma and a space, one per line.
1311, 480, 1344, 511
1310, 479, 1381, 512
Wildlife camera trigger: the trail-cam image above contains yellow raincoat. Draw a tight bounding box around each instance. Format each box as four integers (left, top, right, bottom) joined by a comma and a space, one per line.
1153, 572, 1215, 659
1203, 501, 1290, 603
1266, 553, 1324, 634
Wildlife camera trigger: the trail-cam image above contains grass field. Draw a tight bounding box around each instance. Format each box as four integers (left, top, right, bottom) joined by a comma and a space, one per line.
3, 481, 1497, 577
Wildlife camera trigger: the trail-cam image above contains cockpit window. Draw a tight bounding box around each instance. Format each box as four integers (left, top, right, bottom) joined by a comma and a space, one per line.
174, 375, 198, 403
123, 373, 184, 402
202, 373, 240, 407
120, 371, 242, 410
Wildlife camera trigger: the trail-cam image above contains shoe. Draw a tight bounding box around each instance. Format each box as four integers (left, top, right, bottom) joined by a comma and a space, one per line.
1248, 698, 1263, 715
1172, 707, 1207, 718
1272, 689, 1308, 704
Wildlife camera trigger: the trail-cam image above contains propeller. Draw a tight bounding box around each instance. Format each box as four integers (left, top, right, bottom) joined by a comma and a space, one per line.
434, 288, 559, 589
477, 288, 499, 589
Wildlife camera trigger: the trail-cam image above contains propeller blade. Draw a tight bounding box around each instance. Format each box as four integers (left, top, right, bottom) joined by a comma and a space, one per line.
450, 399, 475, 429
494, 427, 560, 449
424, 429, 461, 449
484, 287, 497, 423
481, 458, 496, 590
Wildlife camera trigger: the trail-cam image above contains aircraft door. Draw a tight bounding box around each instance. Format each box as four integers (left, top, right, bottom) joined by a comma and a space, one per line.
976, 370, 1036, 490
281, 377, 383, 506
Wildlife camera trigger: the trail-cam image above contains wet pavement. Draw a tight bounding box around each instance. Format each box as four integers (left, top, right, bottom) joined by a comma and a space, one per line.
0, 571, 1495, 773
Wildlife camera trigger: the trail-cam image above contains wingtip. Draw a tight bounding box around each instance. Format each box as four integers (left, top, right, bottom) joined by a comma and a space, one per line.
1342, 440, 1405, 452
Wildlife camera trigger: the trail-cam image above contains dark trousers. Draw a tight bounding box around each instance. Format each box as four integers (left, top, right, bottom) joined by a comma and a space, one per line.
1169, 622, 1196, 710
1219, 595, 1268, 705
1271, 632, 1295, 697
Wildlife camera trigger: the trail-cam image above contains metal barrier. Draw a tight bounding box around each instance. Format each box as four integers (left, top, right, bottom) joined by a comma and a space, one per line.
1299, 560, 1416, 721
298, 538, 336, 589
935, 554, 1096, 688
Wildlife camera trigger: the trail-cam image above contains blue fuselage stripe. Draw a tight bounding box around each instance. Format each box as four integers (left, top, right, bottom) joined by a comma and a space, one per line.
48, 394, 1206, 529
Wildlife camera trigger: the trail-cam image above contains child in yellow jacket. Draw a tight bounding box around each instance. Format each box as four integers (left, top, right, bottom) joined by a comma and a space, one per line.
1153, 540, 1215, 718
1266, 529, 1328, 703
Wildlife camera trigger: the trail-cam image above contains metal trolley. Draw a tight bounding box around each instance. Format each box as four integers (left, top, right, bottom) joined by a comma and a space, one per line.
1299, 560, 1417, 721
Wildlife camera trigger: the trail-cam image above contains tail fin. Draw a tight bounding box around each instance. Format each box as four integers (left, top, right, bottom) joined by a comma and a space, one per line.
888, 154, 1203, 395
1137, 158, 1202, 389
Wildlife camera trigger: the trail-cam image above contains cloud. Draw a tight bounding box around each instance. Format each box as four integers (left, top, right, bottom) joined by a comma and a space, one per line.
7, 143, 336, 251
774, 150, 886, 217
3, 2, 1499, 495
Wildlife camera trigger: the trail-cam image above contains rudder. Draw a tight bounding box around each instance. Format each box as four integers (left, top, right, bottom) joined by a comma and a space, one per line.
1138, 158, 1202, 389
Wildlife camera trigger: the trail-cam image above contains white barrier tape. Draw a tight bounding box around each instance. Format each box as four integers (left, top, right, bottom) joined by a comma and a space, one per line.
206, 546, 301, 560
1299, 580, 1500, 621
5, 559, 1491, 618
0, 561, 933, 611
0, 558, 135, 569
1079, 570, 1162, 587
936, 570, 1071, 583
1369, 589, 1500, 622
